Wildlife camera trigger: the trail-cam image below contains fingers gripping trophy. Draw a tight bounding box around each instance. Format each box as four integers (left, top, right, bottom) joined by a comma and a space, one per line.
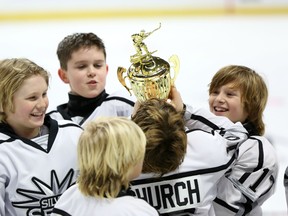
117, 23, 180, 102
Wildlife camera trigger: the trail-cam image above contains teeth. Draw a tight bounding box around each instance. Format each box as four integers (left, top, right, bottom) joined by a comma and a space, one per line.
214, 107, 227, 112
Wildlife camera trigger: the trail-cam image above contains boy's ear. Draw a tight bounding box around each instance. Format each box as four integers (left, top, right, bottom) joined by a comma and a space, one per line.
106, 64, 109, 75
58, 69, 69, 83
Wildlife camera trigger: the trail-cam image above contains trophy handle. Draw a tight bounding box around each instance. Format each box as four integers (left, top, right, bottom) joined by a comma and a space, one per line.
117, 66, 132, 96
169, 54, 180, 85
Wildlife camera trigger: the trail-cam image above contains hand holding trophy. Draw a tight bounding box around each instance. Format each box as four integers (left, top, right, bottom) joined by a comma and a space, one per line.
117, 23, 180, 102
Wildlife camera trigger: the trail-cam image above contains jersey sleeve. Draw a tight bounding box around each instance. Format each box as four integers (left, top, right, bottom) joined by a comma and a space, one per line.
184, 104, 246, 132
213, 136, 278, 215
184, 104, 248, 149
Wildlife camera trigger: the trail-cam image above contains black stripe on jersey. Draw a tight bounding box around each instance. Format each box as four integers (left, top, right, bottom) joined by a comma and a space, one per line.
77, 95, 134, 125
227, 144, 238, 152
239, 175, 275, 215
214, 196, 253, 215
52, 208, 71, 216
50, 121, 82, 151
131, 156, 236, 186
284, 167, 288, 183
238, 137, 264, 184
250, 168, 269, 191
188, 114, 249, 143
0, 136, 47, 152
104, 96, 135, 106
0, 117, 82, 153
215, 186, 273, 215
214, 197, 238, 213
185, 128, 240, 154
189, 114, 221, 130
215, 179, 275, 215
47, 108, 72, 122
58, 123, 82, 130
0, 137, 15, 145
250, 137, 264, 171
185, 128, 210, 134
0, 116, 59, 152
161, 208, 195, 215
187, 114, 243, 143
258, 175, 275, 197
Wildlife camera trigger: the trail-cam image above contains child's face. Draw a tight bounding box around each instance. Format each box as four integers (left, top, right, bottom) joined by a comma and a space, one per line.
209, 83, 248, 123
5, 75, 49, 138
60, 46, 108, 98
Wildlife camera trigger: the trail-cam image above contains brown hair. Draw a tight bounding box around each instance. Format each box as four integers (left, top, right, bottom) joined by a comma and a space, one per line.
132, 98, 187, 176
57, 32, 106, 70
209, 65, 268, 135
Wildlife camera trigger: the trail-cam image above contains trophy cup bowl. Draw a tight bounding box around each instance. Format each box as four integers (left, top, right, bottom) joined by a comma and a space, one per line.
117, 55, 179, 103
117, 24, 180, 103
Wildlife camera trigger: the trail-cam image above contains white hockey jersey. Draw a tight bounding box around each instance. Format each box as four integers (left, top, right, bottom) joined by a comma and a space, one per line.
52, 184, 159, 216
130, 107, 248, 215
0, 116, 83, 216
48, 90, 135, 127
185, 105, 278, 215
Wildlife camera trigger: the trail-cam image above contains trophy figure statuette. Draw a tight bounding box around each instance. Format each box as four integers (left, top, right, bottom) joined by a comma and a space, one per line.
117, 23, 180, 102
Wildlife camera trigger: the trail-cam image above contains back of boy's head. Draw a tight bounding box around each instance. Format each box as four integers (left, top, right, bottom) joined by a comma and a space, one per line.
56, 32, 106, 70
132, 98, 187, 176
77, 116, 146, 198
0, 58, 49, 123
209, 65, 268, 135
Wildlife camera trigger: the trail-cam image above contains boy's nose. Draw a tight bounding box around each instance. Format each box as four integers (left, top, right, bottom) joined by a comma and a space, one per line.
87, 67, 96, 77
37, 97, 48, 108
215, 93, 225, 102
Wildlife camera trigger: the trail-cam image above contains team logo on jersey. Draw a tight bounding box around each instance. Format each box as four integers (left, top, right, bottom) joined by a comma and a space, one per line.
12, 169, 76, 216
130, 175, 203, 214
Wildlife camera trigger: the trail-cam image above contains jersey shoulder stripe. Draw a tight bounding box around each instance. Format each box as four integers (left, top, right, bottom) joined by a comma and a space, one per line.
0, 137, 15, 144
131, 156, 235, 186
57, 121, 83, 130
189, 114, 220, 130
104, 96, 135, 106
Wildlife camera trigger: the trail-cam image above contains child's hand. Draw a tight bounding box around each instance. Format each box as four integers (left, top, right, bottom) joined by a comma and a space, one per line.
167, 86, 184, 112
131, 100, 141, 118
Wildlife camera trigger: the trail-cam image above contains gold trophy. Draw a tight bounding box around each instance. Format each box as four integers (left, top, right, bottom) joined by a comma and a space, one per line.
117, 23, 180, 102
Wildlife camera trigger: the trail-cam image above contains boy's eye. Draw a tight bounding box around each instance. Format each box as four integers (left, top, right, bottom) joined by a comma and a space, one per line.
211, 90, 219, 95
77, 65, 86, 69
28, 96, 37, 100
227, 91, 236, 96
94, 64, 102, 68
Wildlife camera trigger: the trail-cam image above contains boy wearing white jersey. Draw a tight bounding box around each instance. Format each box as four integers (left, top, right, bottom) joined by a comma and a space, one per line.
52, 117, 159, 216
207, 65, 278, 215
48, 32, 135, 126
0, 58, 83, 215
130, 87, 249, 215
